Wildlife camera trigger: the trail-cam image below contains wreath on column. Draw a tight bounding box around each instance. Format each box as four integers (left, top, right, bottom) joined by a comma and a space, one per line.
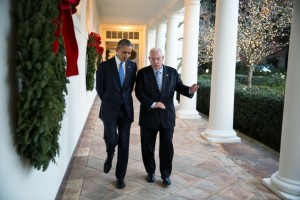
86, 32, 104, 91
15, 0, 73, 171
129, 49, 136, 60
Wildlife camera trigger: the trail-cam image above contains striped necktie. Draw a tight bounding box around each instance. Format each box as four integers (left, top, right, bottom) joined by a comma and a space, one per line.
155, 70, 162, 91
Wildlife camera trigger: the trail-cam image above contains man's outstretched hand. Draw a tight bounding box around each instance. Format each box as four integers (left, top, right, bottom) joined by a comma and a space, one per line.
190, 83, 200, 93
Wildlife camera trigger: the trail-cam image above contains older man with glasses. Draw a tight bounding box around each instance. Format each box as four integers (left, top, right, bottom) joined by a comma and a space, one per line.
135, 47, 199, 186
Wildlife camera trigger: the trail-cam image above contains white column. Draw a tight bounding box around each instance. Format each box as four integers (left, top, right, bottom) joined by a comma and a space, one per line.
155, 20, 166, 55
147, 26, 156, 66
176, 0, 201, 119
201, 0, 240, 143
165, 10, 180, 107
263, 1, 300, 199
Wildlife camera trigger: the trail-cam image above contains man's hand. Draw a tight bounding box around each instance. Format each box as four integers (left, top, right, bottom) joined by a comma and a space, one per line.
155, 102, 166, 109
190, 83, 200, 94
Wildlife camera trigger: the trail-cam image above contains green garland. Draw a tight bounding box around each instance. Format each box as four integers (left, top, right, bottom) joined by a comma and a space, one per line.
86, 32, 103, 91
15, 0, 68, 171
86, 45, 98, 90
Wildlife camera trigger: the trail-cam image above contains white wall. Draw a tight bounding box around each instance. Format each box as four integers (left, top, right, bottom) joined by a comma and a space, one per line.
0, 0, 98, 199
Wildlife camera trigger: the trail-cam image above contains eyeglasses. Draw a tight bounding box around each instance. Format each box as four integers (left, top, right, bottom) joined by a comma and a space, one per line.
149, 57, 163, 62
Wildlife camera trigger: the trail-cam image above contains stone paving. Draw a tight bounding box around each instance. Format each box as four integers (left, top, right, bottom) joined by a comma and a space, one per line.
56, 95, 280, 200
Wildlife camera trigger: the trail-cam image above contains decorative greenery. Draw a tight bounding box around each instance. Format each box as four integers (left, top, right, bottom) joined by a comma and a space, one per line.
86, 32, 104, 91
129, 49, 136, 60
15, 0, 68, 171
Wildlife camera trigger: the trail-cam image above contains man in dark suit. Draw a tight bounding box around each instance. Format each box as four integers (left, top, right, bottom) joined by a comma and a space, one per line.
96, 39, 137, 189
135, 47, 199, 186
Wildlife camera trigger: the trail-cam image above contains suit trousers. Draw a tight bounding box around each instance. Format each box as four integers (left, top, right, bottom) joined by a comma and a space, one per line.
103, 104, 131, 179
140, 126, 174, 179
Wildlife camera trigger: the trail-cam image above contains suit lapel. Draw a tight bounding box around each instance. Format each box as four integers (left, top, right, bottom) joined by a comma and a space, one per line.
161, 65, 169, 92
123, 61, 132, 87
110, 58, 122, 88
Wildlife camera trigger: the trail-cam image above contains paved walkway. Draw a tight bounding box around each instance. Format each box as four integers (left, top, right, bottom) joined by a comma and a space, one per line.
56, 95, 280, 200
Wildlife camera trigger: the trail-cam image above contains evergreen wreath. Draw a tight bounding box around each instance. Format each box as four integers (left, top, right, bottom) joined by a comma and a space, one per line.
86, 32, 104, 91
129, 49, 137, 60
15, 0, 68, 171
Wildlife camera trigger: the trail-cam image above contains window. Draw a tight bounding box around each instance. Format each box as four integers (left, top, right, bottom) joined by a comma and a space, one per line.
134, 32, 139, 39
123, 32, 128, 39
106, 31, 140, 40
129, 32, 133, 39
106, 31, 111, 38
112, 31, 117, 38
118, 31, 122, 39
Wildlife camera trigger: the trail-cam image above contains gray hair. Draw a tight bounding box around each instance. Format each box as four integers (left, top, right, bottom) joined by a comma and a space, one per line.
149, 47, 163, 55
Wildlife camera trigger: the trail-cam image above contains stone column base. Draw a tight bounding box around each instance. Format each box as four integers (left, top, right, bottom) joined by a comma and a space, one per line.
263, 178, 300, 200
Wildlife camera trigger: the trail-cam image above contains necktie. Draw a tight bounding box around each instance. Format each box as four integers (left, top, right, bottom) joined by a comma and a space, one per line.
155, 70, 162, 91
119, 62, 124, 86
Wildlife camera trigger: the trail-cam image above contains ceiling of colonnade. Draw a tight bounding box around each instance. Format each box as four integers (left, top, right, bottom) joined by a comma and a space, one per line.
95, 0, 183, 26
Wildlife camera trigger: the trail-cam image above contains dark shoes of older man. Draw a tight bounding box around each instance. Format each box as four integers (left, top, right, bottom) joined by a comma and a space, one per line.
146, 174, 171, 186
117, 179, 126, 189
147, 173, 155, 183
162, 177, 171, 186
105, 154, 171, 188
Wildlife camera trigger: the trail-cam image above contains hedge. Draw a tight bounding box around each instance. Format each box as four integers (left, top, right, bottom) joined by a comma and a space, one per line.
196, 78, 284, 152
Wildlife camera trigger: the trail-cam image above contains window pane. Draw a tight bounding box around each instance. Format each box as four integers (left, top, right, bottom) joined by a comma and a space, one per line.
106, 31, 111, 38
134, 32, 139, 39
123, 32, 128, 39
112, 31, 117, 39
118, 31, 122, 39
129, 32, 133, 39
134, 44, 139, 50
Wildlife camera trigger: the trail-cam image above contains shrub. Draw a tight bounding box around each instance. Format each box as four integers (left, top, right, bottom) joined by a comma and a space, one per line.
197, 79, 211, 116
196, 76, 284, 151
233, 85, 284, 151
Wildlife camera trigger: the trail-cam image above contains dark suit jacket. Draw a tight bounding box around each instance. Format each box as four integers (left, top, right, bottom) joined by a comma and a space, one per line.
135, 65, 193, 129
96, 57, 137, 123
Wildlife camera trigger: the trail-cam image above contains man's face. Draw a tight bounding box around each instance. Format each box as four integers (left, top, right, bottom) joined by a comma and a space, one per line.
149, 51, 164, 70
116, 46, 132, 62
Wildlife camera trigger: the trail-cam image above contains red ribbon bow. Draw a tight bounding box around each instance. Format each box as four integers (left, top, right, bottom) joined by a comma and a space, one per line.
53, 0, 80, 77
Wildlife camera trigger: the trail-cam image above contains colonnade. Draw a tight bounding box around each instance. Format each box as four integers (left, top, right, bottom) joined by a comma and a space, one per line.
146, 0, 300, 198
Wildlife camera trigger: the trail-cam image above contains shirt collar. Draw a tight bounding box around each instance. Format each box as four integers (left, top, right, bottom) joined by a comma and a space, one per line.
115, 56, 124, 67
153, 65, 163, 73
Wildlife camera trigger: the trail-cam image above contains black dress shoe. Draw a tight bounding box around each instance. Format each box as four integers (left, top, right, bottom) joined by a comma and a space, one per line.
163, 177, 171, 186
103, 153, 114, 173
146, 174, 155, 183
116, 179, 126, 189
